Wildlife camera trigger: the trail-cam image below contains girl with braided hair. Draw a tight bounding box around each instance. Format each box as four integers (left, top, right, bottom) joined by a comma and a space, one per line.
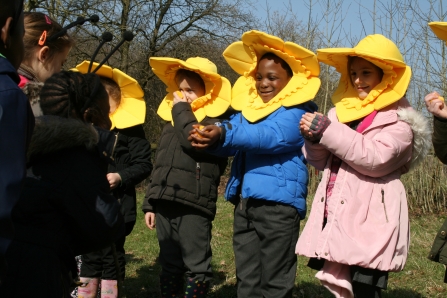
0, 70, 124, 298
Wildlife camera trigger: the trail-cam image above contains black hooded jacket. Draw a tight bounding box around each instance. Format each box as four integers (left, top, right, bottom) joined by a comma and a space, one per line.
142, 102, 228, 219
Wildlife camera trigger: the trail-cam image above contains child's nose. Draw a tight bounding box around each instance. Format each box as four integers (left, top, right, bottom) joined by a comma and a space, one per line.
260, 78, 269, 87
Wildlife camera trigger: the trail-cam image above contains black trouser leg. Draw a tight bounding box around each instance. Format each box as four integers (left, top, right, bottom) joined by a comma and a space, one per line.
233, 199, 300, 298
352, 281, 382, 298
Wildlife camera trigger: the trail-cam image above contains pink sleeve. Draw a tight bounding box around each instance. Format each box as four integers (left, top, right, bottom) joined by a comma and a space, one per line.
319, 119, 413, 177
301, 108, 337, 170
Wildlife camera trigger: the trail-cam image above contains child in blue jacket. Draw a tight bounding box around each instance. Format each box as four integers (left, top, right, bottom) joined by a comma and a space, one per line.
189, 31, 321, 298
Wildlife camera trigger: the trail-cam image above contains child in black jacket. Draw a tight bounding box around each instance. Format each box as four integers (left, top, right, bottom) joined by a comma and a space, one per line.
143, 57, 231, 298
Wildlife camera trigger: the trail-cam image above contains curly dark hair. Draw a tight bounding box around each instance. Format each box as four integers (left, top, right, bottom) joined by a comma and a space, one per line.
40, 71, 109, 125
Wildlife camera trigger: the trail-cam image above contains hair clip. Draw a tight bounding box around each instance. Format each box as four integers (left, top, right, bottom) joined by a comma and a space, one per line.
45, 15, 52, 25
38, 31, 47, 46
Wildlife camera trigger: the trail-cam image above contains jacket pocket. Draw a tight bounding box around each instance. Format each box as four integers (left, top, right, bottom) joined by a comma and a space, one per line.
381, 188, 389, 223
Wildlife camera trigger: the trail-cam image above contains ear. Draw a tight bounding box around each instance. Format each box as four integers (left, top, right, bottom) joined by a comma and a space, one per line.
37, 46, 50, 63
1, 17, 13, 48
83, 108, 92, 123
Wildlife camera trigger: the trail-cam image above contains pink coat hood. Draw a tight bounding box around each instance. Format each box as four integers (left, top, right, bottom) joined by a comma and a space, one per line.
296, 98, 430, 273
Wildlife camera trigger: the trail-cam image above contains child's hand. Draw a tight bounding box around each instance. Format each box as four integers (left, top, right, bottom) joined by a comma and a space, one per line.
425, 91, 447, 119
300, 112, 316, 139
107, 173, 122, 190
188, 124, 221, 150
173, 91, 187, 105
300, 112, 330, 141
145, 212, 156, 230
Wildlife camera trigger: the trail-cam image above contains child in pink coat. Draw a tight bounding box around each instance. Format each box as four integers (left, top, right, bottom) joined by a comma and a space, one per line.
296, 34, 430, 298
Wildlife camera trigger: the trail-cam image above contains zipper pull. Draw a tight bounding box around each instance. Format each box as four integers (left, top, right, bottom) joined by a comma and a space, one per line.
196, 162, 201, 180
381, 189, 384, 203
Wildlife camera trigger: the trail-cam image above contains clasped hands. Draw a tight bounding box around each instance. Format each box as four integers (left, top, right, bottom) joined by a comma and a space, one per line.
300, 112, 331, 142
188, 124, 222, 150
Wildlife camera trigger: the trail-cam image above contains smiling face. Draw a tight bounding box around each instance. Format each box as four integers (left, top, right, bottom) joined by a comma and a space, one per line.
255, 54, 292, 103
349, 57, 383, 100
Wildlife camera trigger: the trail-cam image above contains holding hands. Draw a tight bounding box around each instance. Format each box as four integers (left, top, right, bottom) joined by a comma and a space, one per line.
188, 124, 222, 150
425, 91, 447, 119
299, 112, 331, 142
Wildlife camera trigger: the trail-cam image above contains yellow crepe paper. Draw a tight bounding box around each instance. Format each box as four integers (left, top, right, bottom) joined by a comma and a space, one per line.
74, 61, 146, 130
317, 34, 411, 123
149, 57, 231, 123
223, 30, 321, 123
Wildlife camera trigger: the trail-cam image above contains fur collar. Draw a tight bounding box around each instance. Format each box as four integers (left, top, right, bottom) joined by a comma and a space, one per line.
397, 108, 431, 170
28, 116, 99, 160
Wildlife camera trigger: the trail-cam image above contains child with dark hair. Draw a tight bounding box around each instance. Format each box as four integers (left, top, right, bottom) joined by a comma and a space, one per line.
189, 31, 320, 298
0, 70, 123, 297
0, 0, 34, 280
144, 57, 232, 298
72, 62, 152, 298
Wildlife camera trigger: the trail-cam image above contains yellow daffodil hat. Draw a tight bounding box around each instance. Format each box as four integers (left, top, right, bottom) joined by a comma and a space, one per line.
429, 22, 447, 45
75, 61, 146, 130
317, 34, 412, 123
149, 57, 231, 122
222, 30, 321, 123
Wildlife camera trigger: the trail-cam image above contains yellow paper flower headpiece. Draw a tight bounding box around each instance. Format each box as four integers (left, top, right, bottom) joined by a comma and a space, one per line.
74, 61, 146, 130
317, 34, 412, 123
429, 22, 447, 45
149, 57, 231, 123
222, 30, 321, 123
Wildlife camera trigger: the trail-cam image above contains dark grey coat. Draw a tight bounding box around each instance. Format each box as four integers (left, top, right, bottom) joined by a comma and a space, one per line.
142, 102, 228, 219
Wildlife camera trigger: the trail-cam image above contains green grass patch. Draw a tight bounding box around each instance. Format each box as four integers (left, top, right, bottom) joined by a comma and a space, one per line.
123, 194, 447, 297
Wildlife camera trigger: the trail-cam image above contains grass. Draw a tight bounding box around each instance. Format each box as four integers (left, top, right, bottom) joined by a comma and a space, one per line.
123, 193, 447, 297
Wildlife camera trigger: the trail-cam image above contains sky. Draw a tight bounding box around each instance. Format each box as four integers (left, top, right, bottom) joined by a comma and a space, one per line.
251, 0, 442, 46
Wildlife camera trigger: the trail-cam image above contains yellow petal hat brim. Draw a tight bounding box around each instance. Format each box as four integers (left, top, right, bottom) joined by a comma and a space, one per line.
223, 30, 321, 123
74, 61, 146, 129
317, 34, 411, 123
429, 22, 447, 44
150, 57, 231, 122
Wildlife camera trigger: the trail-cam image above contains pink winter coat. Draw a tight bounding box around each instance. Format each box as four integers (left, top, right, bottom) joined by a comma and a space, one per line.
296, 98, 428, 272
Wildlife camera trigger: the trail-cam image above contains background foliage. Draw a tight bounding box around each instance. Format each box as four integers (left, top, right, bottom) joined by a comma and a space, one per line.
25, 0, 447, 212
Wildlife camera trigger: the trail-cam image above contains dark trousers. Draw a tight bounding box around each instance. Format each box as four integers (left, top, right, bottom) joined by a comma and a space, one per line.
80, 221, 134, 280
233, 198, 300, 298
156, 201, 213, 282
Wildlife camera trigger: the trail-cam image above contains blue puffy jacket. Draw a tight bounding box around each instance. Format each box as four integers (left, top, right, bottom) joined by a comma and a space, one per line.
210, 102, 317, 219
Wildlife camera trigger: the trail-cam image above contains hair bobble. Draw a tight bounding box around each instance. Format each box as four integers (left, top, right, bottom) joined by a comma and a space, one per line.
38, 31, 47, 46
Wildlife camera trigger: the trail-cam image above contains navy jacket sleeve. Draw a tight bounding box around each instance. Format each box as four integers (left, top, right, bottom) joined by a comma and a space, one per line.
0, 60, 34, 274
115, 125, 153, 188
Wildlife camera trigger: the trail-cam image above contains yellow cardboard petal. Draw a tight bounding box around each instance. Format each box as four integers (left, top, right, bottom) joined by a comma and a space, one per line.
150, 57, 231, 122
223, 30, 321, 122
74, 61, 146, 129
317, 34, 411, 123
